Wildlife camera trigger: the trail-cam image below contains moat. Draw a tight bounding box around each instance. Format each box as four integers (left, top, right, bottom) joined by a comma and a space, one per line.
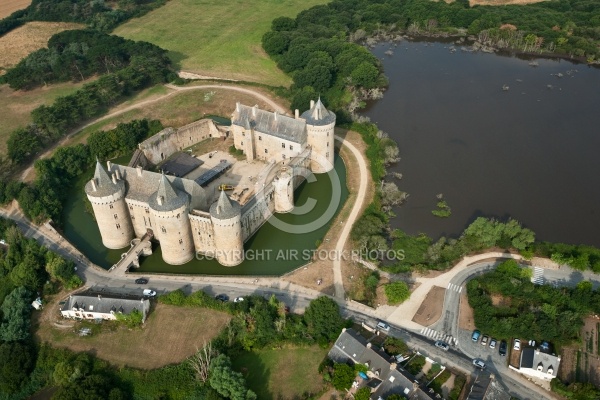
61, 153, 348, 275
365, 40, 600, 247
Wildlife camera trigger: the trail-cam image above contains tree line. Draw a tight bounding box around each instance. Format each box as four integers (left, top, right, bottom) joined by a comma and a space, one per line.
0, 0, 167, 38
0, 119, 162, 224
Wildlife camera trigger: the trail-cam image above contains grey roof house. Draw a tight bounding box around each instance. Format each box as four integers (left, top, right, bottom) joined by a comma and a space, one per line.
61, 293, 150, 322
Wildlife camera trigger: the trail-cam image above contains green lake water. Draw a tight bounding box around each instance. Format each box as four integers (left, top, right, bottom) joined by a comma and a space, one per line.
61, 154, 348, 276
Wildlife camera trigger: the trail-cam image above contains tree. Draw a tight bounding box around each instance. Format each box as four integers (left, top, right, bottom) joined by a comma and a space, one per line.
385, 282, 410, 305
53, 374, 125, 400
0, 341, 34, 394
303, 296, 345, 342
262, 31, 289, 56
189, 341, 215, 383
332, 363, 355, 390
351, 62, 380, 88
354, 387, 371, 400
209, 355, 256, 400
0, 286, 32, 342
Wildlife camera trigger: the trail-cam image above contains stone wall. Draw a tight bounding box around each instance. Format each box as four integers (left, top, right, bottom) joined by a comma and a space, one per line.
233, 125, 306, 164
139, 119, 223, 165
306, 121, 335, 173
152, 204, 195, 265
189, 211, 216, 254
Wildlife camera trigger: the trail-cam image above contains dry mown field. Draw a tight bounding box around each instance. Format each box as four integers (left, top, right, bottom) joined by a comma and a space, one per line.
35, 302, 231, 369
0, 21, 84, 70
0, 0, 30, 19
412, 286, 446, 326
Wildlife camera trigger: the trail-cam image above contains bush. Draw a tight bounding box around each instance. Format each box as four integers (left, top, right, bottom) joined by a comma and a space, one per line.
332, 363, 355, 390
384, 282, 410, 304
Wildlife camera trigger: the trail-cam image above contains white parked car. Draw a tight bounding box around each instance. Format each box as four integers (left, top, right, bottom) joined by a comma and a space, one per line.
142, 289, 156, 297
513, 339, 521, 351
434, 340, 450, 351
376, 321, 390, 332
233, 297, 244, 303
472, 359, 486, 369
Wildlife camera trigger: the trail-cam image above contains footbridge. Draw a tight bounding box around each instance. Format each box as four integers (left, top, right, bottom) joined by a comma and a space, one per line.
109, 233, 153, 272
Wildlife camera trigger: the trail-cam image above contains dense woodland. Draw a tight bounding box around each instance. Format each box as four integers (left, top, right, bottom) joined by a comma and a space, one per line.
0, 0, 167, 37
0, 119, 163, 224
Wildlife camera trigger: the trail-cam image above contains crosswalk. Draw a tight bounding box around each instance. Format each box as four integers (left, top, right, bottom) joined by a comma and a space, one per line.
420, 327, 457, 345
532, 267, 545, 285
447, 282, 462, 293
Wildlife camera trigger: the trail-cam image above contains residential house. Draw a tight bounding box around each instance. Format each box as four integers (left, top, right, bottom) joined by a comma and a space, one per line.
516, 348, 561, 381
328, 328, 438, 399
60, 293, 150, 322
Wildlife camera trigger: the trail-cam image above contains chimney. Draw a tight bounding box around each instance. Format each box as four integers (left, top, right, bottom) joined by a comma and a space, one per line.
157, 196, 163, 206
310, 100, 315, 109
136, 166, 143, 177
107, 160, 112, 171
390, 362, 397, 370
367, 343, 372, 348
91, 179, 97, 191
236, 102, 240, 112
274, 111, 278, 121
115, 169, 121, 180
252, 105, 257, 117
98, 295, 102, 300
112, 174, 117, 184
295, 109, 299, 119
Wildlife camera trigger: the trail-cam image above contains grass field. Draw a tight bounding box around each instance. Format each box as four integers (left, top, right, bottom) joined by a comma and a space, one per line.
63, 84, 285, 148
0, 80, 92, 155
232, 346, 329, 400
35, 303, 231, 369
0, 22, 84, 70
0, 0, 30, 19
113, 0, 330, 87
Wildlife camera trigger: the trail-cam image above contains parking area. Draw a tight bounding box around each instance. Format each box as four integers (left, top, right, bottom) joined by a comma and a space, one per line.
458, 328, 511, 369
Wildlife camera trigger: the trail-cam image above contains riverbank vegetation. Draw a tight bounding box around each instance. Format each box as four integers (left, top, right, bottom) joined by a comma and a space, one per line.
432, 200, 452, 218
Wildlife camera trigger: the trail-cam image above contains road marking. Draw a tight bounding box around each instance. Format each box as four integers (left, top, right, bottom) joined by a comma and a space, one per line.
532, 267, 544, 285
420, 328, 456, 346
447, 283, 463, 293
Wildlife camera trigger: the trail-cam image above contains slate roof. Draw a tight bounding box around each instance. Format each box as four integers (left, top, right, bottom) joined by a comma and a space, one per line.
300, 98, 336, 126
232, 103, 307, 144
161, 152, 203, 177
210, 190, 241, 220
110, 164, 207, 211
85, 160, 125, 197
148, 173, 190, 212
61, 294, 150, 321
520, 348, 559, 376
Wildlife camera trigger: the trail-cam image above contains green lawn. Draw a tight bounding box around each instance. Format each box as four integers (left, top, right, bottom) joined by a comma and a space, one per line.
113, 0, 330, 87
0, 80, 91, 154
232, 345, 329, 400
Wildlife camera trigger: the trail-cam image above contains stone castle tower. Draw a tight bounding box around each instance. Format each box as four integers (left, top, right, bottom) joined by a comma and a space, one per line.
210, 191, 244, 266
85, 161, 134, 249
149, 173, 195, 265
302, 98, 336, 173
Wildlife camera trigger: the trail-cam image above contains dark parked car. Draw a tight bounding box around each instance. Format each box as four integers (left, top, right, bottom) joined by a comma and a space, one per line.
135, 278, 148, 284
499, 340, 507, 356
215, 294, 229, 302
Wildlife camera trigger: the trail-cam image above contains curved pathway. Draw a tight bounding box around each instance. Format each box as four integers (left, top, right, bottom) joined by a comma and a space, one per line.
20, 83, 286, 180
332, 135, 369, 299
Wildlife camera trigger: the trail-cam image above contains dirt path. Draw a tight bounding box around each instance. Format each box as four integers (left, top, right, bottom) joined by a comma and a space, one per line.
19, 83, 287, 181
332, 134, 368, 300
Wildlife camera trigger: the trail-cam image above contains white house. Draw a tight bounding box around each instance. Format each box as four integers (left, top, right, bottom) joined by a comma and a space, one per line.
516, 348, 561, 381
60, 294, 150, 322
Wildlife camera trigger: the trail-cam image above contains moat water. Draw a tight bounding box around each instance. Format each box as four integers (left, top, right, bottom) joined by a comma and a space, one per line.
61, 154, 348, 275
364, 40, 600, 247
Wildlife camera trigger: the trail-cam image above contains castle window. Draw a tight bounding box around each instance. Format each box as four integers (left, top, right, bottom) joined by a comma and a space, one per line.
145, 208, 149, 214
129, 205, 133, 210
326, 152, 329, 158
179, 239, 183, 244
290, 145, 293, 151
264, 149, 268, 154
241, 141, 244, 146
259, 136, 262, 141
281, 143, 285, 148
161, 226, 166, 234
114, 214, 118, 219
116, 224, 121, 229
109, 204, 114, 209
177, 214, 180, 219
327, 142, 329, 147
131, 215, 135, 220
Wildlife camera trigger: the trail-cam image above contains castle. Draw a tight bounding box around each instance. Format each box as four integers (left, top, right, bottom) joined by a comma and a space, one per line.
86, 99, 336, 267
